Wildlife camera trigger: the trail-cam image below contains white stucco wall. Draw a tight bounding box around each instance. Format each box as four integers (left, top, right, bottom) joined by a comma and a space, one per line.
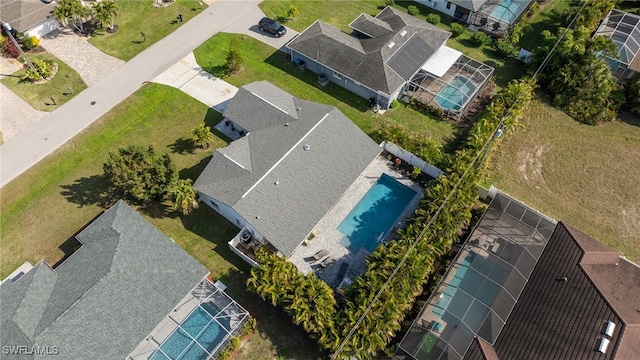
415, 0, 457, 18
199, 194, 266, 244
25, 18, 60, 39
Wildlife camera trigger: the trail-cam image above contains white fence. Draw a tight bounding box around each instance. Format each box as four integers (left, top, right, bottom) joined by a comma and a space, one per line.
382, 141, 445, 178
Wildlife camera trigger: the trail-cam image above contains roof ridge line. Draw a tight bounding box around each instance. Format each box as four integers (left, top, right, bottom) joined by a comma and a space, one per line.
250, 91, 288, 115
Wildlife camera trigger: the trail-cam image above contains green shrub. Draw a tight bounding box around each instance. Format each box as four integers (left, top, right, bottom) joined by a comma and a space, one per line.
385, 0, 395, 5
240, 317, 257, 337
390, 99, 400, 108
425, 13, 441, 25
470, 31, 492, 47
20, 35, 39, 51
407, 5, 419, 16
450, 23, 465, 37
494, 40, 516, 57
21, 58, 55, 82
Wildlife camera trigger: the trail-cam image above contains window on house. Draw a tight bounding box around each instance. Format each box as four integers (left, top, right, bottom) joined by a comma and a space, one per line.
446, 1, 452, 9
333, 70, 343, 79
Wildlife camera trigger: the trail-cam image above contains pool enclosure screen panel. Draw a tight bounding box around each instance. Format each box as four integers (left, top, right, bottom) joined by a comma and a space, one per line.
397, 192, 557, 359
595, 9, 640, 67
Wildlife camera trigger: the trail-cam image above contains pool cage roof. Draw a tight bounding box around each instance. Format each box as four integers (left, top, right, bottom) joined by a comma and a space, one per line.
141, 279, 249, 360
405, 54, 494, 120
472, 0, 532, 33
396, 192, 557, 360
595, 9, 640, 69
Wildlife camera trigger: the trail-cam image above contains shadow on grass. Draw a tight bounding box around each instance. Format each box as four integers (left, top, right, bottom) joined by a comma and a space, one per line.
179, 155, 212, 181
169, 137, 195, 155
138, 200, 176, 219
59, 174, 119, 209
619, 110, 640, 127
263, 51, 370, 113
51, 211, 104, 269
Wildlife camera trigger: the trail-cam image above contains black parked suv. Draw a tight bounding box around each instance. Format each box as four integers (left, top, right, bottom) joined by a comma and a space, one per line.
258, 17, 286, 38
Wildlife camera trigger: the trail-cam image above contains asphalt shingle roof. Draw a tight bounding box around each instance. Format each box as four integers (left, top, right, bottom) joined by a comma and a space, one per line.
286, 6, 450, 96
0, 201, 208, 360
194, 81, 381, 257
0, 0, 56, 33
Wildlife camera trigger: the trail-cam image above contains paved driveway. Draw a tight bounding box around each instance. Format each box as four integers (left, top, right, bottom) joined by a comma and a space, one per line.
39, 29, 124, 86
0, 84, 48, 143
222, 6, 299, 52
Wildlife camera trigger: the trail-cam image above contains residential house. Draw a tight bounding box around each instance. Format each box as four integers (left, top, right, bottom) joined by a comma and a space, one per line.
0, 0, 59, 38
1, 201, 249, 360
415, 0, 534, 35
286, 6, 493, 117
595, 9, 640, 83
395, 191, 640, 360
194, 81, 382, 266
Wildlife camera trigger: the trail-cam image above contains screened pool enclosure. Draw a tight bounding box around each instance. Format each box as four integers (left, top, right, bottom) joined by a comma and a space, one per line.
396, 192, 557, 360
404, 51, 494, 120
594, 9, 640, 82
469, 0, 533, 35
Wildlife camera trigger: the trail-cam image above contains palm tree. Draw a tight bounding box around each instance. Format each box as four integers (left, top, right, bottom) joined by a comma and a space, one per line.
93, 0, 119, 31
169, 178, 199, 215
54, 0, 88, 33
191, 124, 214, 149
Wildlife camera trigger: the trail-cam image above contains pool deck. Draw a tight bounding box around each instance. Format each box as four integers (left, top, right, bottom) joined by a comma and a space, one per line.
288, 155, 424, 287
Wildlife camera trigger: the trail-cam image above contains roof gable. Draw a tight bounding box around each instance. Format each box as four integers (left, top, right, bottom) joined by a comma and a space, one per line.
0, 201, 208, 359
0, 0, 56, 32
287, 6, 451, 95
195, 82, 381, 256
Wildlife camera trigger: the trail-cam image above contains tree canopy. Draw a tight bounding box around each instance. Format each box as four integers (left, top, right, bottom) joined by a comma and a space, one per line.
103, 145, 178, 204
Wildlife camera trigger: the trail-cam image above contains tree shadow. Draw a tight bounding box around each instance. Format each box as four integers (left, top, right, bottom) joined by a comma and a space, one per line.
179, 155, 212, 181
137, 200, 176, 219
59, 174, 119, 209
619, 110, 640, 127
168, 136, 195, 154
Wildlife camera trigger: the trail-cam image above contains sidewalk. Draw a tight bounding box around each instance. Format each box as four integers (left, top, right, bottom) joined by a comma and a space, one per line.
0, 0, 261, 188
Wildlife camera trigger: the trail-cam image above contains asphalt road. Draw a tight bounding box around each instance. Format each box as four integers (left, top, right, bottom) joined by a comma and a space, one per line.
0, 0, 260, 188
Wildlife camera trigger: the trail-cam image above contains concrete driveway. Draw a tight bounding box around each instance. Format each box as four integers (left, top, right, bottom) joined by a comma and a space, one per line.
152, 52, 237, 113
222, 7, 299, 52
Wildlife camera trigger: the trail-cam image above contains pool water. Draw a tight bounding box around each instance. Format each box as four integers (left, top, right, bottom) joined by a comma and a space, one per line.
339, 174, 416, 252
151, 302, 226, 360
435, 76, 476, 111
489, 0, 528, 23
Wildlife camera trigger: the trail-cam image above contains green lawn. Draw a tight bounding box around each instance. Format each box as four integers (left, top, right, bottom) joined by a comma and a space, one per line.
0, 52, 87, 111
0, 83, 324, 359
516, 0, 575, 51
486, 95, 640, 263
88, 0, 205, 61
194, 33, 454, 144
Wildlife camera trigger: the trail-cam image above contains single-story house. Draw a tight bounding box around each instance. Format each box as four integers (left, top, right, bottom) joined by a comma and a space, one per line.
1, 200, 249, 360
0, 0, 59, 38
286, 6, 493, 118
194, 81, 382, 266
594, 9, 640, 83
415, 0, 534, 35
396, 191, 640, 360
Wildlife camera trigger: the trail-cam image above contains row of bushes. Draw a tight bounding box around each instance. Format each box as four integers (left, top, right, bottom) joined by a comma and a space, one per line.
246, 77, 537, 359
216, 317, 257, 360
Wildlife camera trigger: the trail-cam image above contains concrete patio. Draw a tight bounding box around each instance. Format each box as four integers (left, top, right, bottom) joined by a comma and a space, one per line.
289, 155, 424, 288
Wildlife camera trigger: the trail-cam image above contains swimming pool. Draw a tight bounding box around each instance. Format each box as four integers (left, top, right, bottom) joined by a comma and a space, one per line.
339, 174, 416, 252
489, 0, 528, 24
151, 302, 227, 360
435, 76, 476, 111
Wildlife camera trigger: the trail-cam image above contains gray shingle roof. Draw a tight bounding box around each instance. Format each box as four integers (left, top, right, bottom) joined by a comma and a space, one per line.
450, 0, 488, 12
0, 0, 56, 33
287, 6, 451, 96
194, 81, 381, 257
0, 201, 208, 360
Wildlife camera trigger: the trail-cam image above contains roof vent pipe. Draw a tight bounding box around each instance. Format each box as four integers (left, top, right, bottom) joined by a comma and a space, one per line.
597, 338, 610, 353
604, 321, 616, 337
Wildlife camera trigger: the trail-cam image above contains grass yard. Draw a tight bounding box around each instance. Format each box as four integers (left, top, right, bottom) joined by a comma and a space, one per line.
486, 95, 640, 263
88, 0, 205, 61
0, 52, 87, 111
0, 83, 324, 359
516, 0, 575, 51
194, 33, 455, 144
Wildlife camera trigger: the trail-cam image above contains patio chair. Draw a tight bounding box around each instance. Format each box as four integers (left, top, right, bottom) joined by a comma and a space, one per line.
319, 257, 335, 268
310, 254, 331, 267
312, 249, 329, 261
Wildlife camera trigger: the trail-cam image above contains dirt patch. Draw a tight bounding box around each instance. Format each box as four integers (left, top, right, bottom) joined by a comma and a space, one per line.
620, 205, 640, 241
517, 144, 546, 188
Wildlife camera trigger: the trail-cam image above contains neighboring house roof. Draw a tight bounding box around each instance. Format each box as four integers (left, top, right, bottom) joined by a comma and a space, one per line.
0, 0, 55, 33
464, 222, 640, 360
595, 9, 640, 72
194, 81, 381, 257
286, 6, 451, 96
0, 200, 209, 360
450, 0, 488, 12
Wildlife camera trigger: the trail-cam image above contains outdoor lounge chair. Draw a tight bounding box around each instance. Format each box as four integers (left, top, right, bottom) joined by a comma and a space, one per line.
319, 257, 335, 268
310, 254, 331, 267
312, 249, 329, 261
